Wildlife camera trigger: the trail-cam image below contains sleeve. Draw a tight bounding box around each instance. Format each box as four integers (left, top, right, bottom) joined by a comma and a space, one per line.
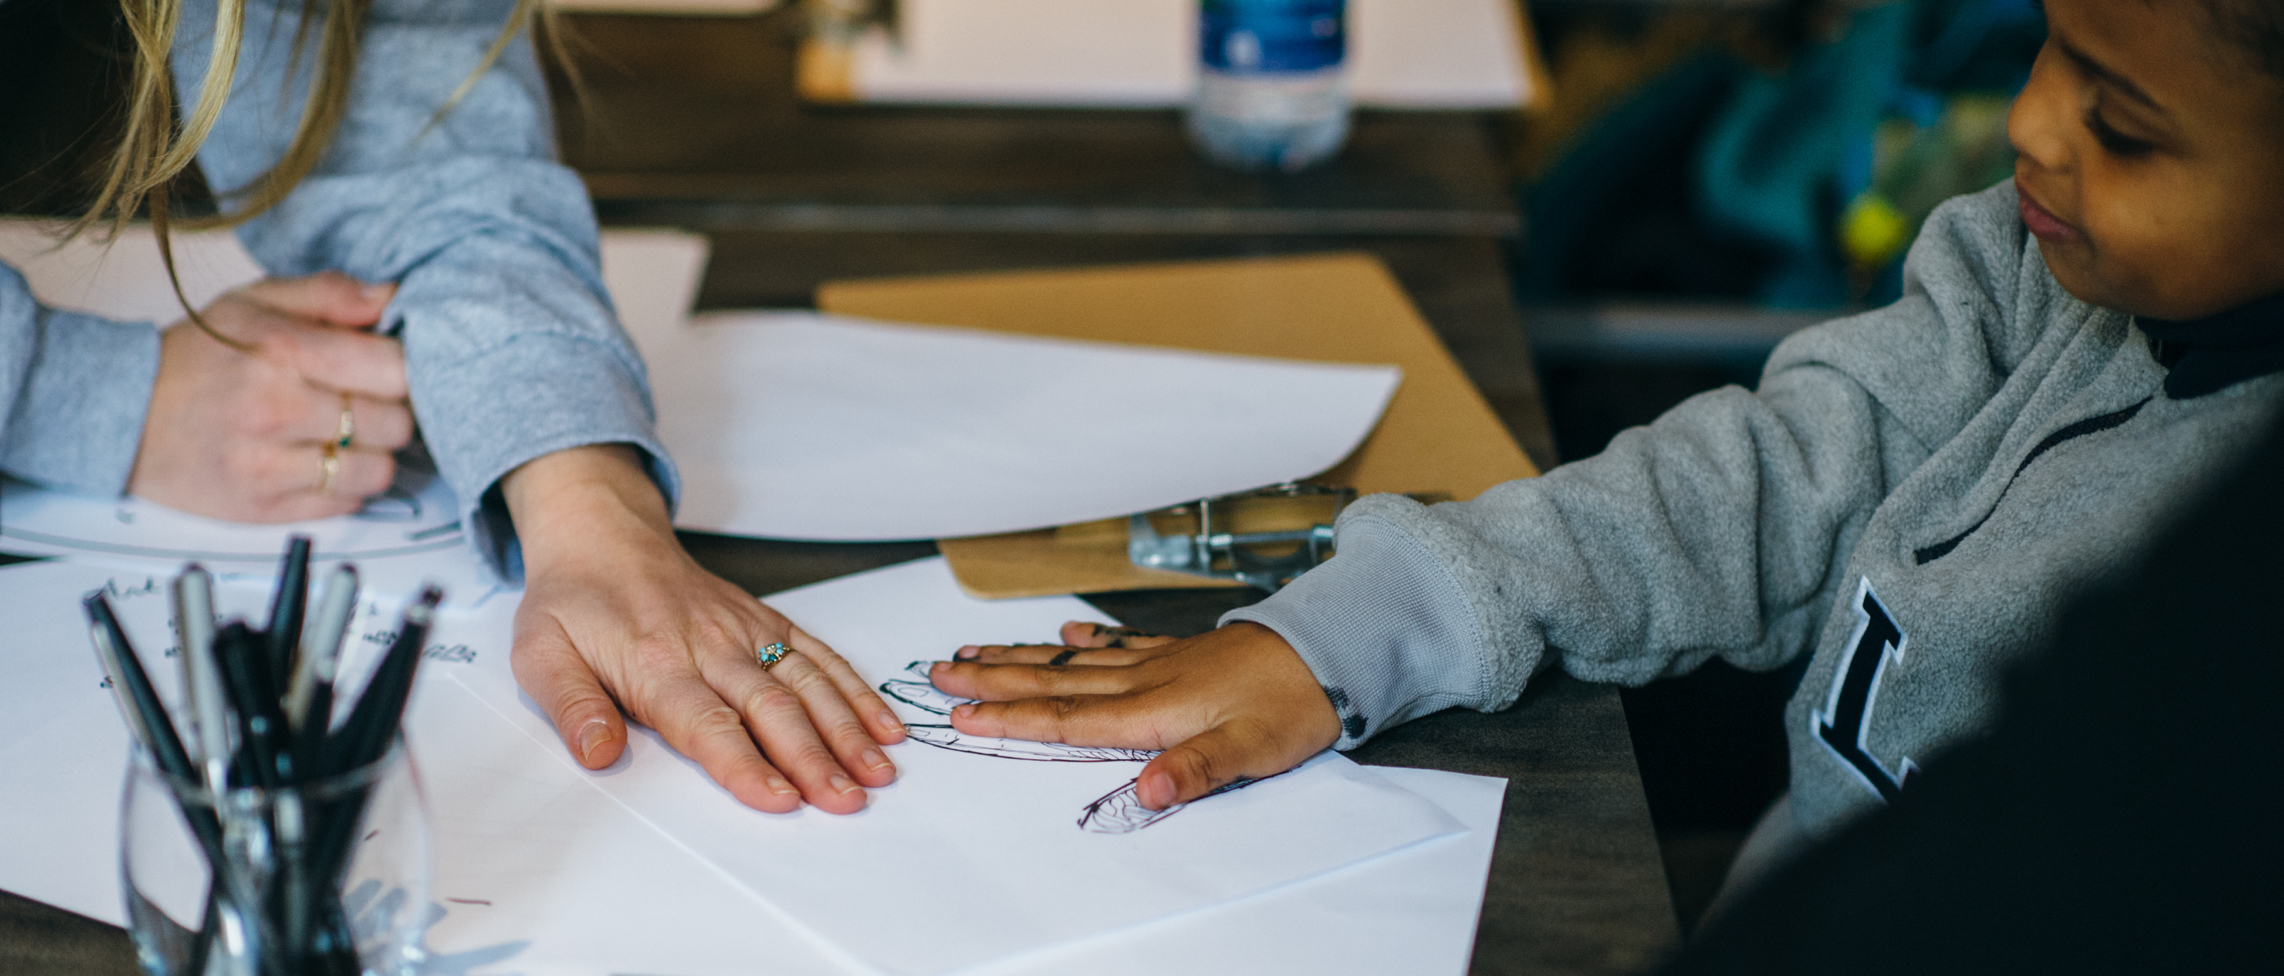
0, 262, 161, 496
173, 0, 678, 579
1227, 182, 2051, 749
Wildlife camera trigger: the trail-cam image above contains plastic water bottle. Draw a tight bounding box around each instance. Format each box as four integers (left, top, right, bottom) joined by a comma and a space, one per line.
1187, 0, 1351, 173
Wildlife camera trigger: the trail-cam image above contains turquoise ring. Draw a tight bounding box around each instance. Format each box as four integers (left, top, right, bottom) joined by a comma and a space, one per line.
756, 641, 792, 670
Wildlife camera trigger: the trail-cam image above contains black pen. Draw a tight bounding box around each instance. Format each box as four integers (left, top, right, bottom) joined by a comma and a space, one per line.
325, 586, 442, 775
215, 621, 288, 788
310, 586, 442, 893
266, 536, 314, 689
85, 593, 224, 859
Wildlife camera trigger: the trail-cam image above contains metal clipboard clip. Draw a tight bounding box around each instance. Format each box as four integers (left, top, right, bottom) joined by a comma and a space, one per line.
1126, 483, 1356, 592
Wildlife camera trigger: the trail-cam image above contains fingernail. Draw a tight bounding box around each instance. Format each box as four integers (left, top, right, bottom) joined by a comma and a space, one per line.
576, 720, 611, 763
360, 282, 393, 303
878, 712, 906, 734
1143, 771, 1177, 809
863, 747, 895, 774
830, 774, 861, 796
954, 645, 980, 660
952, 703, 975, 719
767, 776, 800, 796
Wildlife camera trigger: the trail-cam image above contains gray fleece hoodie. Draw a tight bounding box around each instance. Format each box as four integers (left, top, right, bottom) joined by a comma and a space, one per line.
1229, 181, 2284, 862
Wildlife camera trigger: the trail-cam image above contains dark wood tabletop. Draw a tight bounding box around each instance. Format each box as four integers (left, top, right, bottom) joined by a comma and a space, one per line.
0, 8, 1676, 975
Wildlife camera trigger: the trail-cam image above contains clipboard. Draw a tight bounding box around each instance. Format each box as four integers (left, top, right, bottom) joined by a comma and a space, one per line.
816, 252, 1538, 599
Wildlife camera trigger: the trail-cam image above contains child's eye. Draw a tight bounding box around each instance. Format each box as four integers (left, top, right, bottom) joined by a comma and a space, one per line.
2085, 109, 2155, 157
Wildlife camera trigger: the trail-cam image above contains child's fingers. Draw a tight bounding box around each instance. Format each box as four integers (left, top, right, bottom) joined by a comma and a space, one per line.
1136, 729, 1258, 809
949, 643, 1153, 667
1060, 621, 1179, 649
946, 693, 1174, 750
929, 658, 1143, 701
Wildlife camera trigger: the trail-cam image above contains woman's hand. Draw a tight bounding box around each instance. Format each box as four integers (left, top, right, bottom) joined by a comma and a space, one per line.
927, 621, 1342, 811
129, 273, 412, 521
504, 444, 907, 814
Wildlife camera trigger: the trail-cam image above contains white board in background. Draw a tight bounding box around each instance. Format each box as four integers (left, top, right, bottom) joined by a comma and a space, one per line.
849, 0, 1535, 109
640, 311, 1400, 542
0, 558, 1502, 976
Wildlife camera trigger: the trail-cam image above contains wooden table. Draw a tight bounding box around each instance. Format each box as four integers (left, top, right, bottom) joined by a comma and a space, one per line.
0, 9, 1677, 975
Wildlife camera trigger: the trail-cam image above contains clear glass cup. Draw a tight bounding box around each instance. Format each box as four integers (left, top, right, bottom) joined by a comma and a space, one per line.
121, 738, 431, 976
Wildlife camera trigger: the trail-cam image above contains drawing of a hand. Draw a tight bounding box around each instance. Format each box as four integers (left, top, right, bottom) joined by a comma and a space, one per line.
926, 621, 1341, 812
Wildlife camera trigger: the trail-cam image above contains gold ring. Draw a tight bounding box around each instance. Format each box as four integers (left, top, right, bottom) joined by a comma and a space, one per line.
334, 393, 356, 450
317, 443, 340, 496
756, 642, 792, 670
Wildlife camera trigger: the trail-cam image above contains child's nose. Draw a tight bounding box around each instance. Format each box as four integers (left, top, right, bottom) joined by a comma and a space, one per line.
2008, 44, 2075, 178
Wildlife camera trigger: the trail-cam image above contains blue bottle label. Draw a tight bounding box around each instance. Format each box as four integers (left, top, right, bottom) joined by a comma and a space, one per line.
1200, 0, 1346, 74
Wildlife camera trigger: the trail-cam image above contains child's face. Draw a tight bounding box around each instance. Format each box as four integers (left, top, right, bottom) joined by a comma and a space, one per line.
2008, 0, 2284, 320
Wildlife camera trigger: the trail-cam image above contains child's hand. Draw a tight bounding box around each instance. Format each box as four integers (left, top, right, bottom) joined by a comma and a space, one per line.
503, 445, 907, 814
928, 621, 1342, 810
130, 273, 411, 521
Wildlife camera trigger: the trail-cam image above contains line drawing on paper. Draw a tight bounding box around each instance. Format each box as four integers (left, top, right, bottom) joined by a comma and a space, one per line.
1076, 774, 1277, 834
882, 662, 1155, 763
880, 660, 1273, 833
902, 725, 1156, 763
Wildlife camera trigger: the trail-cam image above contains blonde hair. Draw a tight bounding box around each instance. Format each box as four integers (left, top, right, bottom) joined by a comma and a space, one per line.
79, 0, 554, 347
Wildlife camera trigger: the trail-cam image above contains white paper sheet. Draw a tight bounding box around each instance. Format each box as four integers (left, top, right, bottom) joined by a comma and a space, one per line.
636, 312, 1401, 541
444, 557, 1463, 975
0, 559, 1503, 976
976, 766, 1505, 976
0, 470, 497, 607
848, 0, 1535, 109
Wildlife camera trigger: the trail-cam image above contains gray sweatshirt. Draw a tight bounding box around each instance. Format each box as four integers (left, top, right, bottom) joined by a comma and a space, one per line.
1230, 181, 2284, 854
0, 0, 675, 578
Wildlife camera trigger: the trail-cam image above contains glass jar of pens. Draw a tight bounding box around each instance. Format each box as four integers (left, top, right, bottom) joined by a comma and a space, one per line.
88, 537, 446, 976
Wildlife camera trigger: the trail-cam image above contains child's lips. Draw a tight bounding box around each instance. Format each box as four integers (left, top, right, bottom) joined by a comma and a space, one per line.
2019, 192, 2081, 244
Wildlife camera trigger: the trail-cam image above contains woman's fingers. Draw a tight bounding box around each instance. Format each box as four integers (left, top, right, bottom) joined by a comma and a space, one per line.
270, 383, 415, 450
787, 626, 908, 745
508, 614, 630, 770
623, 647, 807, 814
236, 272, 395, 328
702, 653, 872, 813
278, 325, 409, 402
